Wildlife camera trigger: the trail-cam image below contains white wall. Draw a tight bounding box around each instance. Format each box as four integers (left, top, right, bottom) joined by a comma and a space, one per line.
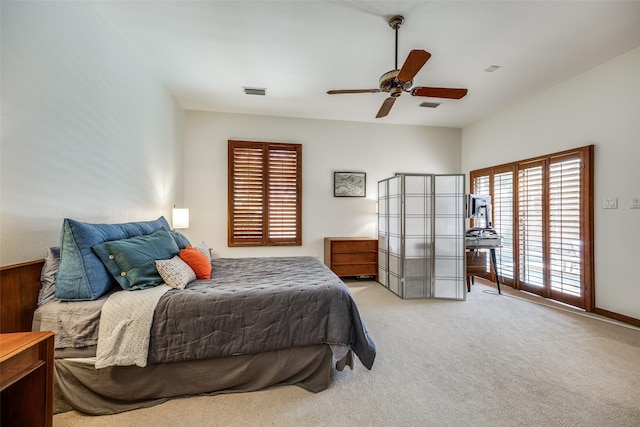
462, 47, 640, 320
184, 111, 461, 260
0, 2, 185, 266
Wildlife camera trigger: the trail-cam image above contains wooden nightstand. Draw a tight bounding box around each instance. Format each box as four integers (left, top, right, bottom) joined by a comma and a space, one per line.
1, 331, 54, 427
324, 237, 378, 281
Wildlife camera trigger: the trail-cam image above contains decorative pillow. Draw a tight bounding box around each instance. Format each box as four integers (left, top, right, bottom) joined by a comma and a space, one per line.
38, 246, 60, 306
179, 246, 212, 280
195, 241, 212, 261
92, 227, 179, 291
170, 231, 191, 249
55, 216, 171, 300
156, 256, 196, 289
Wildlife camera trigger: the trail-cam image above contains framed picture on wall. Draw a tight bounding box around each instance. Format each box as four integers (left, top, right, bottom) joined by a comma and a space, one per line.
334, 171, 366, 197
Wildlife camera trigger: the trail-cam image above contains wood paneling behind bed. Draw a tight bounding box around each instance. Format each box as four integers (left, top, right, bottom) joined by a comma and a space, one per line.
1, 260, 44, 333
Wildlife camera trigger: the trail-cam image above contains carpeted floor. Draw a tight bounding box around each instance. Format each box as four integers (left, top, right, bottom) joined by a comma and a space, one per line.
53, 280, 640, 427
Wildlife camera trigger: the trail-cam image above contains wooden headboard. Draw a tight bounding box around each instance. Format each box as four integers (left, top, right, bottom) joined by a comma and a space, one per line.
1, 259, 45, 333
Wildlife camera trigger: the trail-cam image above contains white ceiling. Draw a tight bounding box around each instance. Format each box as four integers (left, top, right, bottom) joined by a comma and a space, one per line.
95, 1, 640, 128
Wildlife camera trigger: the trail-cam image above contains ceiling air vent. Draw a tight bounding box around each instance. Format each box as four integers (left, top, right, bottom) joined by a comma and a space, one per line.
419, 102, 441, 108
243, 87, 266, 96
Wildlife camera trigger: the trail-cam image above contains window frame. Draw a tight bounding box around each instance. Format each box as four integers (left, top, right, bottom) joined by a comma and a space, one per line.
228, 140, 302, 247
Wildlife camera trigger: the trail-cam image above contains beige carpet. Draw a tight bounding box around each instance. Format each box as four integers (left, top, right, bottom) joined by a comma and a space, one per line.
54, 280, 640, 427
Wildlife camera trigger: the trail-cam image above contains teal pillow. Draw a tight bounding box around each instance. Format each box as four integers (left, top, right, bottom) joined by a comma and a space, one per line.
55, 217, 171, 301
92, 228, 179, 291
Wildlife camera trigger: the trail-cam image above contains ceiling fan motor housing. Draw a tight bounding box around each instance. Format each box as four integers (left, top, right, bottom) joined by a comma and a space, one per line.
379, 69, 412, 94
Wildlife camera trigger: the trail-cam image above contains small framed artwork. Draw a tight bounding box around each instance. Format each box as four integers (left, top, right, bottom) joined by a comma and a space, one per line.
334, 171, 366, 197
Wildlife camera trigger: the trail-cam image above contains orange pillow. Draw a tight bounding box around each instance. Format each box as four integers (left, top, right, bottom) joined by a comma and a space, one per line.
179, 246, 212, 280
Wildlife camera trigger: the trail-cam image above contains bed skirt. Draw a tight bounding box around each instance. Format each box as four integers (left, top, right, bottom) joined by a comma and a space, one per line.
55, 345, 337, 415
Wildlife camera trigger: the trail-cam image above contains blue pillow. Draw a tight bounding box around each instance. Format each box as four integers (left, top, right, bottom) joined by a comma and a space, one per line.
170, 231, 191, 249
92, 228, 179, 291
55, 216, 171, 301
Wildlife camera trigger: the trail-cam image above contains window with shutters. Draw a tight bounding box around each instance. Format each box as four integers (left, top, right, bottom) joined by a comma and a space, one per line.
469, 145, 593, 311
549, 156, 582, 297
518, 162, 545, 288
228, 140, 301, 247
493, 170, 514, 281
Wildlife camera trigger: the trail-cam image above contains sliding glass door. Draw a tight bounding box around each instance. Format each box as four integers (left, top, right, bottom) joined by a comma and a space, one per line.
548, 154, 585, 307
470, 146, 594, 310
518, 161, 545, 293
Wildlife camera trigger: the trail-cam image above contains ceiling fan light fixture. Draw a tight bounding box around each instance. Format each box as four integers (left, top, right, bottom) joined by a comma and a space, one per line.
243, 87, 266, 96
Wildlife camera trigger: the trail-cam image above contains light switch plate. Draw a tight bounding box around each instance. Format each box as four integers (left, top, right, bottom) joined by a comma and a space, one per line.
631, 197, 640, 209
603, 198, 618, 209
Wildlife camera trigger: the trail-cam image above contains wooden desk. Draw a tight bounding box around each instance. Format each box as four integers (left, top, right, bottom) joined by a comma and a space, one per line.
1, 331, 54, 427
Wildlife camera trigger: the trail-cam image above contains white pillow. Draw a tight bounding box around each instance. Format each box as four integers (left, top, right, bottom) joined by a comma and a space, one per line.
155, 256, 196, 289
196, 241, 212, 261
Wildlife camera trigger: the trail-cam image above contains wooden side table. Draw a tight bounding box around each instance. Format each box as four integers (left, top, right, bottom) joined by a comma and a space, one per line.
1, 331, 54, 427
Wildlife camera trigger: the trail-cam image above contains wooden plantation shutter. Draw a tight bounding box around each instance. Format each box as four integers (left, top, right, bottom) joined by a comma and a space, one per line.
493, 168, 515, 282
229, 144, 264, 244
548, 154, 582, 302
267, 147, 300, 241
471, 174, 490, 228
518, 161, 546, 291
469, 172, 492, 276
228, 140, 302, 246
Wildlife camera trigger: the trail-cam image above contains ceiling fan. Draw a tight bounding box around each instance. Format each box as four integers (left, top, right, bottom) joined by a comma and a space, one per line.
327, 15, 468, 118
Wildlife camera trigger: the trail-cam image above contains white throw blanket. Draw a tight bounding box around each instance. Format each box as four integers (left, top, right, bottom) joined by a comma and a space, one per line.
95, 285, 170, 369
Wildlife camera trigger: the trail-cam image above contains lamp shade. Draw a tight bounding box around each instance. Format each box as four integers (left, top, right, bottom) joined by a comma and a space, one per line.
172, 208, 190, 229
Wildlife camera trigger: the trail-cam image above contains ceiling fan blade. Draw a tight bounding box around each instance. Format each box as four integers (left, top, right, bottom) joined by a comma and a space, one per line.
411, 87, 468, 99
376, 97, 396, 118
397, 50, 431, 83
327, 89, 381, 94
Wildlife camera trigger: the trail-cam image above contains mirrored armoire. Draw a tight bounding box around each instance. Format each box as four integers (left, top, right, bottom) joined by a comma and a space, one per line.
377, 174, 466, 300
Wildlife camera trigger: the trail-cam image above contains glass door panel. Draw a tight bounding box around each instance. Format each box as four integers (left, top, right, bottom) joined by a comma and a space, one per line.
518, 162, 546, 292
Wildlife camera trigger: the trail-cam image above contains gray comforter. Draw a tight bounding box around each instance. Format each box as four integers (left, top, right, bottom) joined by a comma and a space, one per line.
148, 257, 376, 369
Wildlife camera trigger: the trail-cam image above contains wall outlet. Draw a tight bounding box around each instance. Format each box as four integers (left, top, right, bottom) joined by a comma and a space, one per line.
603, 198, 618, 209
631, 197, 640, 209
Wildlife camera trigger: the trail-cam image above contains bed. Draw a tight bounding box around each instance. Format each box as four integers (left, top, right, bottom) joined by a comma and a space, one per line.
2, 217, 376, 415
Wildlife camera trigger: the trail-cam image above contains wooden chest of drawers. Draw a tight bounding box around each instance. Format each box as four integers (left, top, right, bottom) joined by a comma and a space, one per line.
324, 237, 378, 281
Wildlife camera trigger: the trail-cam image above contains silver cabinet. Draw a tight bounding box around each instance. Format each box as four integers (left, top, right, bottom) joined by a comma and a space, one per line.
378, 174, 465, 300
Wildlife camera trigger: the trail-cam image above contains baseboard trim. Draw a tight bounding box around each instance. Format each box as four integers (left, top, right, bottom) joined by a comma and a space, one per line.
593, 307, 640, 328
